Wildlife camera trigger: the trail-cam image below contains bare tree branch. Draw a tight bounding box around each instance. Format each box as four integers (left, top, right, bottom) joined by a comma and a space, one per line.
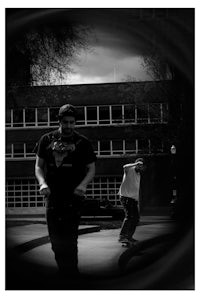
7, 10, 91, 86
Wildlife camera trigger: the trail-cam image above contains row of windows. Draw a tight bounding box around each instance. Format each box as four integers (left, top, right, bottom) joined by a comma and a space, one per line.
6, 177, 122, 208
6, 138, 167, 159
93, 139, 167, 155
6, 103, 168, 128
6, 143, 36, 158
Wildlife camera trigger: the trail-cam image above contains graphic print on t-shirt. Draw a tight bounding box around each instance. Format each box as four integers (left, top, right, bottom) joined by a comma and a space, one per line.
50, 139, 76, 167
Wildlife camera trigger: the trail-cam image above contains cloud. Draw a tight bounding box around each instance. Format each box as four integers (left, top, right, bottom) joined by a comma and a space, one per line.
65, 46, 151, 85
90, 25, 148, 58
63, 10, 155, 85
12, 8, 154, 85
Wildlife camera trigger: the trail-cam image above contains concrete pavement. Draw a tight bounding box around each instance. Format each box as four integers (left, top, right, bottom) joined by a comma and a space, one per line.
6, 216, 194, 290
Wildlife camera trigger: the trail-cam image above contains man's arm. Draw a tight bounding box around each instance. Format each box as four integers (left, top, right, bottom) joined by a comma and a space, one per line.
123, 163, 138, 169
74, 162, 95, 196
123, 162, 145, 173
35, 155, 51, 196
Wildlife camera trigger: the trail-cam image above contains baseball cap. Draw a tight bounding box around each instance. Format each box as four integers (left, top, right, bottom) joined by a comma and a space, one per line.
58, 104, 77, 119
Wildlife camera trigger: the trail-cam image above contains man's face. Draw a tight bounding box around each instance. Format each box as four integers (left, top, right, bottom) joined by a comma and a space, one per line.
59, 116, 76, 136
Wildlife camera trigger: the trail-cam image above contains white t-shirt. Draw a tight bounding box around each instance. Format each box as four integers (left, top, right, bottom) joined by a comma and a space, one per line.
118, 164, 141, 201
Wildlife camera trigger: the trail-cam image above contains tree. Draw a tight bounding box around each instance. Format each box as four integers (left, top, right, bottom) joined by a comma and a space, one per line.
6, 9, 90, 86
141, 52, 173, 81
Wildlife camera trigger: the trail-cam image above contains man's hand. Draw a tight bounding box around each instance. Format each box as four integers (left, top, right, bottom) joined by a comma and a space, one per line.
39, 183, 51, 197
74, 185, 86, 197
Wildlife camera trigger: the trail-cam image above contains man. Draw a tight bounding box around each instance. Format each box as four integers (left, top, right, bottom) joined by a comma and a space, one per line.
118, 158, 145, 247
35, 104, 96, 277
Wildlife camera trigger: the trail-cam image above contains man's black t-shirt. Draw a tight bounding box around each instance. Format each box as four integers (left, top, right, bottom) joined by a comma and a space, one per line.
35, 129, 96, 205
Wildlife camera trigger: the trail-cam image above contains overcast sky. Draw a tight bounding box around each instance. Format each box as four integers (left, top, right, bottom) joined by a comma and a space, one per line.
7, 8, 172, 86
66, 46, 151, 85
6, 7, 196, 86
60, 9, 153, 85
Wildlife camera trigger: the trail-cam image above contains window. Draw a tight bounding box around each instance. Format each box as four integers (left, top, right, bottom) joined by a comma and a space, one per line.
137, 105, 148, 123
111, 105, 123, 123
49, 107, 59, 126
76, 106, 85, 125
6, 177, 122, 208
25, 108, 36, 126
85, 177, 122, 206
125, 140, 136, 154
86, 106, 97, 125
6, 103, 169, 129
112, 140, 124, 155
99, 106, 110, 124
13, 143, 24, 158
100, 140, 110, 155
7, 179, 43, 207
13, 109, 23, 127
124, 104, 135, 123
37, 108, 48, 126
26, 142, 36, 157
6, 143, 12, 158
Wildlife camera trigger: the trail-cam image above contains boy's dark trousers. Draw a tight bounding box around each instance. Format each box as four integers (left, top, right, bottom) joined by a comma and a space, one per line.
119, 196, 140, 240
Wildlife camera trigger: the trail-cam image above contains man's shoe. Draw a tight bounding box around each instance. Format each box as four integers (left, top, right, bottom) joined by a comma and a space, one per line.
118, 236, 128, 243
119, 237, 138, 247
128, 238, 138, 245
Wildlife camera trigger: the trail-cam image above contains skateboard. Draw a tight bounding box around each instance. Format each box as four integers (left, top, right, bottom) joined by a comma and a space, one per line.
121, 242, 130, 247
121, 240, 138, 247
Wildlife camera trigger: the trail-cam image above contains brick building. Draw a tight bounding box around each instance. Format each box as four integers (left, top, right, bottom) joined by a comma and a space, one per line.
6, 81, 181, 215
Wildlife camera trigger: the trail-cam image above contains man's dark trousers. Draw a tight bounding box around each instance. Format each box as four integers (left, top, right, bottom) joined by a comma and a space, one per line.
46, 195, 83, 275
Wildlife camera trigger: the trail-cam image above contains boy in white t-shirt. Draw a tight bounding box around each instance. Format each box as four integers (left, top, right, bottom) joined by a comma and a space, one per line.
118, 158, 145, 246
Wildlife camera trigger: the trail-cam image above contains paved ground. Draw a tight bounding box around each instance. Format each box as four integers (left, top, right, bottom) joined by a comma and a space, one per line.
6, 216, 194, 290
